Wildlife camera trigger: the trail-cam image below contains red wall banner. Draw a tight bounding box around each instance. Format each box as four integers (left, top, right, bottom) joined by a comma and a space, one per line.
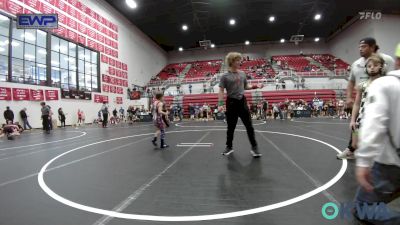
0, 87, 12, 101
30, 89, 44, 101
94, 94, 108, 103
13, 88, 30, 101
45, 90, 59, 101
116, 97, 123, 104
130, 91, 141, 100
110, 85, 116, 93
102, 84, 109, 92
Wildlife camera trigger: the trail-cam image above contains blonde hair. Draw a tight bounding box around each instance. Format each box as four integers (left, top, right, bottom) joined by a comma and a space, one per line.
225, 52, 242, 68
366, 54, 385, 67
366, 53, 386, 75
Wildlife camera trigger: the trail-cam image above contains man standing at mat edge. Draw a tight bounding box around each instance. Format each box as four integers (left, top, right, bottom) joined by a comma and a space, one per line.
353, 43, 400, 224
40, 102, 51, 134
337, 37, 395, 160
219, 52, 263, 158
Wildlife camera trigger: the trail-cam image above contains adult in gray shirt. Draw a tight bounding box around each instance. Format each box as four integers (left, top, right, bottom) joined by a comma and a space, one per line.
346, 37, 394, 108
40, 102, 51, 134
218, 52, 263, 158
338, 37, 395, 160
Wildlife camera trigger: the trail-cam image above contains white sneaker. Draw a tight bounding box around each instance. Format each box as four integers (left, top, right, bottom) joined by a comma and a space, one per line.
336, 148, 355, 160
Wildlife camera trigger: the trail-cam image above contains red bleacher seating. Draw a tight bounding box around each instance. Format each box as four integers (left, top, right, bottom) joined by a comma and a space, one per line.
150, 63, 187, 84
163, 96, 175, 107
259, 89, 336, 104
272, 55, 317, 72
183, 60, 222, 81
163, 89, 336, 116
311, 54, 349, 71
150, 54, 349, 86
240, 58, 276, 79
179, 92, 253, 116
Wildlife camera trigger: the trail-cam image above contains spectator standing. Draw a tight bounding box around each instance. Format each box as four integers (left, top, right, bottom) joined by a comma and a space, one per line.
119, 107, 125, 120
101, 102, 109, 128
353, 44, 400, 224
20, 108, 32, 130
4, 106, 14, 124
189, 104, 195, 120
40, 102, 51, 134
58, 108, 66, 128
176, 104, 183, 122
77, 109, 83, 126
275, 78, 280, 90
340, 37, 394, 159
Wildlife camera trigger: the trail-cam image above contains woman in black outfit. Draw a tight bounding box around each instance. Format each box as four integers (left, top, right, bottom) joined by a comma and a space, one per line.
58, 108, 66, 128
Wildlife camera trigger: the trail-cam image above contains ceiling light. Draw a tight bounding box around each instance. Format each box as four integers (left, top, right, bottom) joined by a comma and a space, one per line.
245, 40, 250, 45
280, 38, 285, 43
126, 0, 137, 9
0, 47, 5, 52
182, 24, 188, 31
314, 14, 321, 20
210, 44, 215, 48
37, 64, 47, 68
178, 47, 183, 51
229, 19, 236, 25
51, 60, 59, 65
269, 16, 275, 22
314, 37, 320, 42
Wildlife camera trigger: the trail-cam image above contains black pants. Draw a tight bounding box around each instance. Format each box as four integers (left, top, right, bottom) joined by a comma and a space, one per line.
42, 115, 50, 132
60, 119, 65, 127
49, 118, 53, 130
274, 112, 279, 119
347, 132, 355, 152
225, 97, 257, 148
103, 114, 108, 127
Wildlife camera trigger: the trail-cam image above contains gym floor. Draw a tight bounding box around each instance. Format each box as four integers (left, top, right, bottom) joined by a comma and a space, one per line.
0, 118, 359, 225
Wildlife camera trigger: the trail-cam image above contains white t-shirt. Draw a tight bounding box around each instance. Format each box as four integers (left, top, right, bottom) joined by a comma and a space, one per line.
349, 53, 395, 86
356, 71, 400, 168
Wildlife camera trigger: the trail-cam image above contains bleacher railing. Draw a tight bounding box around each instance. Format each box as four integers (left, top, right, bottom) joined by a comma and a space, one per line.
295, 71, 330, 77
181, 77, 212, 83
334, 69, 349, 76
148, 69, 349, 87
